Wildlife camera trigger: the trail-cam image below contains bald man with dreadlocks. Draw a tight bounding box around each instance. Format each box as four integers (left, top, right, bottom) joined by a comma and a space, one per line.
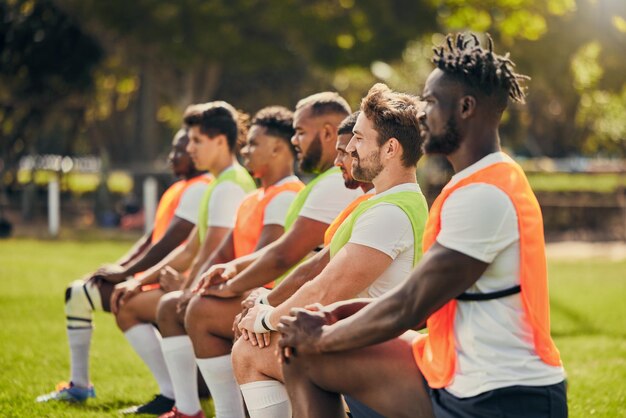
277, 33, 567, 418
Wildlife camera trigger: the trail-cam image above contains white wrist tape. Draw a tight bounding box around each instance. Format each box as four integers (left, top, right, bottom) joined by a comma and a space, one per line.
253, 307, 277, 333
256, 294, 270, 306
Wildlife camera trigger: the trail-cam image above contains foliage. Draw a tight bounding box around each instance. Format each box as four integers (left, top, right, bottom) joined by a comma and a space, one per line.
1, 239, 625, 417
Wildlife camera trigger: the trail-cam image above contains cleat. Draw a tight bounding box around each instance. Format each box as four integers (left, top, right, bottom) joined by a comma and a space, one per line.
158, 407, 206, 418
120, 394, 175, 415
36, 381, 96, 403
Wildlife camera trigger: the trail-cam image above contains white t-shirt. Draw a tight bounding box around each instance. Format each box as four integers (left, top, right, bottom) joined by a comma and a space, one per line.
207, 168, 249, 228
298, 170, 363, 224
263, 175, 300, 226
436, 152, 565, 398
349, 183, 420, 298
174, 175, 211, 224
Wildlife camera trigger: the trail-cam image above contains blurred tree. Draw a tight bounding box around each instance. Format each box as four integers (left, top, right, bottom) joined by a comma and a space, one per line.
0, 0, 102, 172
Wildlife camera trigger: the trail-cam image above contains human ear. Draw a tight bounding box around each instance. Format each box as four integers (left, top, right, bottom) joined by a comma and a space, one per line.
459, 96, 476, 119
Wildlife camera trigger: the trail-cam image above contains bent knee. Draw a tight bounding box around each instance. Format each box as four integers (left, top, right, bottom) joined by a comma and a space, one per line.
232, 338, 259, 382
156, 291, 182, 321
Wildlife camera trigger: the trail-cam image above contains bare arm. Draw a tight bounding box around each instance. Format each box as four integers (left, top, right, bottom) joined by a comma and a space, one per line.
119, 216, 195, 276
115, 231, 153, 267
134, 226, 201, 285
290, 243, 488, 353
266, 246, 330, 307
225, 216, 330, 294
182, 225, 231, 289
267, 243, 392, 328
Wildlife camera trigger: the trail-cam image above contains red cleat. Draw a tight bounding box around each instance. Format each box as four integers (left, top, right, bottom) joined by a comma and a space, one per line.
158, 407, 206, 418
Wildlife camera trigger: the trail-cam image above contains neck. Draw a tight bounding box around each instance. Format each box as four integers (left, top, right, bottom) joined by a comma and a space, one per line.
359, 183, 375, 193
315, 159, 334, 174
372, 165, 416, 194
210, 153, 237, 178
447, 127, 501, 173
260, 164, 295, 189
182, 169, 205, 180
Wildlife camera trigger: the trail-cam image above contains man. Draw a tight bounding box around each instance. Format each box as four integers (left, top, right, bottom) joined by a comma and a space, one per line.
233, 83, 428, 418
243, 111, 374, 309
108, 101, 258, 416
184, 93, 363, 418
36, 129, 210, 404
279, 34, 568, 418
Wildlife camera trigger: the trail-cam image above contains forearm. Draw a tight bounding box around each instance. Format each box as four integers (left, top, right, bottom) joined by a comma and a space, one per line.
136, 245, 194, 285
116, 233, 152, 266
267, 249, 329, 306
122, 237, 185, 276
318, 287, 410, 353
227, 245, 307, 294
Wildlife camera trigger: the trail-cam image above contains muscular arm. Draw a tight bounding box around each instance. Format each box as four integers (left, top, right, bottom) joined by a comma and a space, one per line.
196, 224, 285, 278
118, 216, 195, 276
225, 216, 330, 294
115, 231, 153, 267
134, 226, 201, 285
267, 243, 393, 328
183, 225, 231, 289
315, 243, 488, 353
266, 246, 330, 307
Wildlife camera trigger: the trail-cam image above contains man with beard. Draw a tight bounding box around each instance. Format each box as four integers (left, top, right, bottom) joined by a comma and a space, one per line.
278, 34, 567, 418
232, 83, 427, 418
182, 93, 362, 418
36, 129, 210, 405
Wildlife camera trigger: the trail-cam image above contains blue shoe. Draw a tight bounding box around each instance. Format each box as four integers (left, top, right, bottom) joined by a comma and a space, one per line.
36, 381, 96, 403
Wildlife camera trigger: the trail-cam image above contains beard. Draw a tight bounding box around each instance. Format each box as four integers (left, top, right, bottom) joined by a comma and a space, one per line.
421, 116, 462, 156
342, 170, 361, 189
352, 149, 384, 183
299, 133, 323, 173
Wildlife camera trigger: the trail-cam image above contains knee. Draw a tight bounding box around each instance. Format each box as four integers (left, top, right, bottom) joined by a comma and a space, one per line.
184, 295, 205, 335
156, 291, 181, 325
232, 338, 258, 383
65, 279, 102, 328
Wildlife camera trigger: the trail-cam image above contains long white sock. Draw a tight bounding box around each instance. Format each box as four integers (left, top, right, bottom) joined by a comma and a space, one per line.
67, 327, 92, 388
124, 324, 175, 399
196, 355, 245, 418
161, 336, 202, 415
240, 380, 291, 418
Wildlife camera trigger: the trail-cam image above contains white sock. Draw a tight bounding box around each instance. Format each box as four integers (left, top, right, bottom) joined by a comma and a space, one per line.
240, 380, 291, 418
196, 355, 245, 418
67, 327, 92, 388
161, 336, 202, 415
124, 324, 175, 399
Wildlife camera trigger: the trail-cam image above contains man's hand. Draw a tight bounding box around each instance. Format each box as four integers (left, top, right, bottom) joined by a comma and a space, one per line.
238, 304, 273, 348
110, 279, 142, 314
193, 262, 238, 294
278, 308, 329, 363
176, 290, 194, 315
93, 264, 128, 284
159, 266, 183, 293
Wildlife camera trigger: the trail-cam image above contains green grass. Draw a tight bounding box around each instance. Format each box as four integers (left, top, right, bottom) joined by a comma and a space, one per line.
0, 239, 625, 417
526, 172, 626, 193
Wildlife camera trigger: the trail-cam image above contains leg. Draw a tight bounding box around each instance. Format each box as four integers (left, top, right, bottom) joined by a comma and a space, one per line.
158, 291, 204, 416
186, 294, 248, 418
37, 277, 110, 402
233, 336, 291, 418
114, 288, 176, 414
282, 332, 434, 418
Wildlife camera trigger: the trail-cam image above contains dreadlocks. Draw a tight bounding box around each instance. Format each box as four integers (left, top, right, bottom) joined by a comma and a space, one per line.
432, 33, 530, 109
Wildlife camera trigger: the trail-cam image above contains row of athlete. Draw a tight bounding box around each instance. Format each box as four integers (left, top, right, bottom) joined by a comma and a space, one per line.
38, 33, 567, 418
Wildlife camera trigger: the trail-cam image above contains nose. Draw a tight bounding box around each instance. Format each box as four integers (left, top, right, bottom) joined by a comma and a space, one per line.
334, 153, 342, 167
345, 135, 356, 154
418, 110, 426, 123
186, 141, 194, 153
241, 145, 249, 156
291, 135, 299, 147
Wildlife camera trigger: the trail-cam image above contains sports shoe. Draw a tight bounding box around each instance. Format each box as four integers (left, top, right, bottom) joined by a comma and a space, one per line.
120, 394, 175, 415
36, 381, 96, 403
158, 407, 206, 418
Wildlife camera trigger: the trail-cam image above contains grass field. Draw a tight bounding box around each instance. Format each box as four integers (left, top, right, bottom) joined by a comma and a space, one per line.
1, 239, 625, 417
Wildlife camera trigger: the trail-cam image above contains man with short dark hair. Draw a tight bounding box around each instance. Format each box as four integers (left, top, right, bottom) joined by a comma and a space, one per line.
36, 129, 210, 405
279, 33, 567, 418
